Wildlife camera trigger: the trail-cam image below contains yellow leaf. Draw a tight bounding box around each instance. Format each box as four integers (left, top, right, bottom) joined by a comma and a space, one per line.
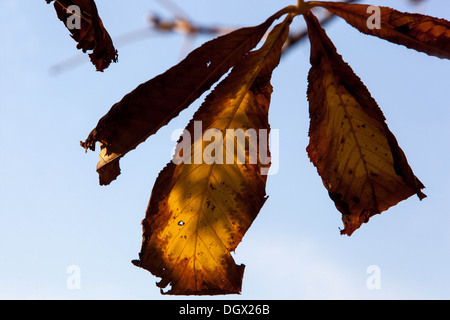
304, 11, 425, 236
132, 16, 292, 295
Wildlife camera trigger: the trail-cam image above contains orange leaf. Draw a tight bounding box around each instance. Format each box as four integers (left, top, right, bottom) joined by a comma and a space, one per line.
304, 11, 426, 236
81, 10, 288, 186
309, 1, 450, 59
46, 0, 118, 71
132, 16, 292, 295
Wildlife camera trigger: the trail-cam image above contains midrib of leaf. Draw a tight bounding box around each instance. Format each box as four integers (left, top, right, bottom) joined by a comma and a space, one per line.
322, 59, 379, 208
189, 16, 290, 243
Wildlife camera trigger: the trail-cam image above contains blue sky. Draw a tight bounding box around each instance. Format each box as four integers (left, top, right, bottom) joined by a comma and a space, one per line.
0, 0, 449, 299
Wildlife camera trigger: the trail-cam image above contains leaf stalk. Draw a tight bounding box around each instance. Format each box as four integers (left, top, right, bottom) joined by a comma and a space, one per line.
297, 0, 310, 14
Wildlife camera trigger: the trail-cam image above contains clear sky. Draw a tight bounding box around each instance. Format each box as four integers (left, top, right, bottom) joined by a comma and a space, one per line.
0, 0, 449, 299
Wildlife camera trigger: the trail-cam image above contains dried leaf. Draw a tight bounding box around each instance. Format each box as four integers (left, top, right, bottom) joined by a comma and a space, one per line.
304, 11, 426, 236
81, 10, 287, 185
309, 1, 450, 59
46, 0, 118, 71
132, 16, 292, 295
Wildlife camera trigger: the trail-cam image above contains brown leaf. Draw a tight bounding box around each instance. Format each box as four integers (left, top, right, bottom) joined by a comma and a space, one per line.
132, 16, 292, 295
46, 0, 118, 71
309, 1, 450, 59
81, 10, 289, 186
304, 11, 426, 236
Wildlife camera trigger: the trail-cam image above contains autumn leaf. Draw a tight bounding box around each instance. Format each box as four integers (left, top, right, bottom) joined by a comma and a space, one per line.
81, 8, 291, 186
46, 0, 118, 71
304, 11, 426, 236
131, 16, 292, 295
309, 1, 450, 59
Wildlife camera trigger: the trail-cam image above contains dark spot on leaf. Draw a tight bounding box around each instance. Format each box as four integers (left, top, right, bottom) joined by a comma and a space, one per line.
329, 191, 350, 215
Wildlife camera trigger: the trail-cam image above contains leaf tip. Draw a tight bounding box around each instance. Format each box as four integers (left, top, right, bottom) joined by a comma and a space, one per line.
131, 259, 141, 267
